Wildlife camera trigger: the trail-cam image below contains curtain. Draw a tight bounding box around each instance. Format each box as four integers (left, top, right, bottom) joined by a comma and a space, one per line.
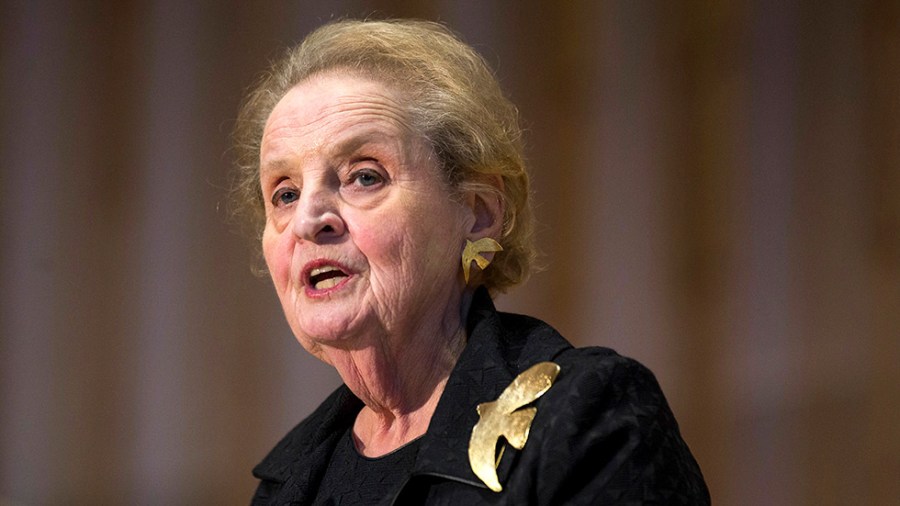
2, 1, 897, 504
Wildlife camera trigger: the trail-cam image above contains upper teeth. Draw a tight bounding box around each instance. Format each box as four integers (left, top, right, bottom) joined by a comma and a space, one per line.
310, 266, 340, 277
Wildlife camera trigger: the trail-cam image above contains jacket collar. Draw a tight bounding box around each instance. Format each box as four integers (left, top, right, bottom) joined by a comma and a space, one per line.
252, 385, 362, 504
252, 287, 571, 494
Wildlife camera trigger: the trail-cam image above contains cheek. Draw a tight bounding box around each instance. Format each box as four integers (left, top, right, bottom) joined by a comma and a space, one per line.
261, 227, 291, 289
352, 221, 407, 271
347, 192, 467, 283
355, 214, 460, 283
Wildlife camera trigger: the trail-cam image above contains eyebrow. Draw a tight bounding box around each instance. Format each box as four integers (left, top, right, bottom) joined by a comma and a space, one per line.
259, 158, 293, 176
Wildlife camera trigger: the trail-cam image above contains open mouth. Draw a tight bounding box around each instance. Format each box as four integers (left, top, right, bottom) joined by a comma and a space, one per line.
308, 265, 350, 290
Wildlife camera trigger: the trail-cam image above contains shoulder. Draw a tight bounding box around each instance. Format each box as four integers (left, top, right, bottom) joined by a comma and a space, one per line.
533, 346, 672, 445
486, 306, 676, 423
489, 307, 662, 400
520, 347, 710, 504
551, 346, 667, 412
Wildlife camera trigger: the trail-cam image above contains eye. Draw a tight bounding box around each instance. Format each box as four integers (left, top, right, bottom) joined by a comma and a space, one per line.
349, 169, 384, 188
272, 187, 299, 206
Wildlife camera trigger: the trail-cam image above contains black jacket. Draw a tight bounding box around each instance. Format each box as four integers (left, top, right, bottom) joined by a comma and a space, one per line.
252, 288, 710, 505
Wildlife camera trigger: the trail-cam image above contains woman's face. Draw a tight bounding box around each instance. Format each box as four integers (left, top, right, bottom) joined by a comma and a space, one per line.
259, 73, 474, 362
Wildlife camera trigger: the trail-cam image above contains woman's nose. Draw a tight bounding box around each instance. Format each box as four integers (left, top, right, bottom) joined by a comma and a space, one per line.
292, 189, 346, 243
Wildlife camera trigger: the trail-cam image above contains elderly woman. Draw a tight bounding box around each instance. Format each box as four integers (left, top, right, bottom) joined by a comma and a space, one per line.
232, 19, 709, 505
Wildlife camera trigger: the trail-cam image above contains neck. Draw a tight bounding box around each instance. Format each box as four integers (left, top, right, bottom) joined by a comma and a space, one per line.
321, 291, 475, 457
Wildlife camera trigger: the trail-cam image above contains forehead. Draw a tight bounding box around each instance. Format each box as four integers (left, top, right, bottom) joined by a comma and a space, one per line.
261, 74, 412, 153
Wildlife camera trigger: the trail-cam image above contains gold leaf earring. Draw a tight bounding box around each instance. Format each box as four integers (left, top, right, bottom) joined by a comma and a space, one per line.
462, 238, 503, 284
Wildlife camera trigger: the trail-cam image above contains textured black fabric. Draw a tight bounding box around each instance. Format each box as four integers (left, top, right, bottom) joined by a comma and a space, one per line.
313, 429, 419, 505
251, 287, 710, 505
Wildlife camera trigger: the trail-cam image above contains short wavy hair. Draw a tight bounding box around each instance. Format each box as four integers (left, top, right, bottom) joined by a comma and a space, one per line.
231, 19, 535, 292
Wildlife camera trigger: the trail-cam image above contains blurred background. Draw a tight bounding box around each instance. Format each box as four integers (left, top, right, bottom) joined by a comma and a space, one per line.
1, 1, 897, 504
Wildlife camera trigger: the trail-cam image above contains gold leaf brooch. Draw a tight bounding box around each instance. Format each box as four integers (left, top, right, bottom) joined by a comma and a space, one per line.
468, 361, 561, 492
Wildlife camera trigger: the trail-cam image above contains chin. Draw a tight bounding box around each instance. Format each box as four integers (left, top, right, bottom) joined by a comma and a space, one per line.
294, 309, 370, 348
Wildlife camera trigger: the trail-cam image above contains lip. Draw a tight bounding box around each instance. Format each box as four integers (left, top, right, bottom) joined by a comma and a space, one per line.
300, 258, 354, 298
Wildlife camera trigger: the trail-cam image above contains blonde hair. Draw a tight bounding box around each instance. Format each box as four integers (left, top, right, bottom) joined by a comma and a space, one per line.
232, 19, 535, 291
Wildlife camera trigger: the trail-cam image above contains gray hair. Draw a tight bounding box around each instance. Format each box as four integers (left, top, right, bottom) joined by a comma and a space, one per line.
231, 19, 535, 291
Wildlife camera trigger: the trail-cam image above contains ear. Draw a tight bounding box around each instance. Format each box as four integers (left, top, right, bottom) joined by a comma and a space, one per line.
463, 177, 505, 241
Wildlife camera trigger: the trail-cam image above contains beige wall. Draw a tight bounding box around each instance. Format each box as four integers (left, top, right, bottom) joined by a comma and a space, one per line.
1, 1, 897, 504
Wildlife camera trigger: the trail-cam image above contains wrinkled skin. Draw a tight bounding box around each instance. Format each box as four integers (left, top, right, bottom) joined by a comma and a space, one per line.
259, 73, 499, 453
